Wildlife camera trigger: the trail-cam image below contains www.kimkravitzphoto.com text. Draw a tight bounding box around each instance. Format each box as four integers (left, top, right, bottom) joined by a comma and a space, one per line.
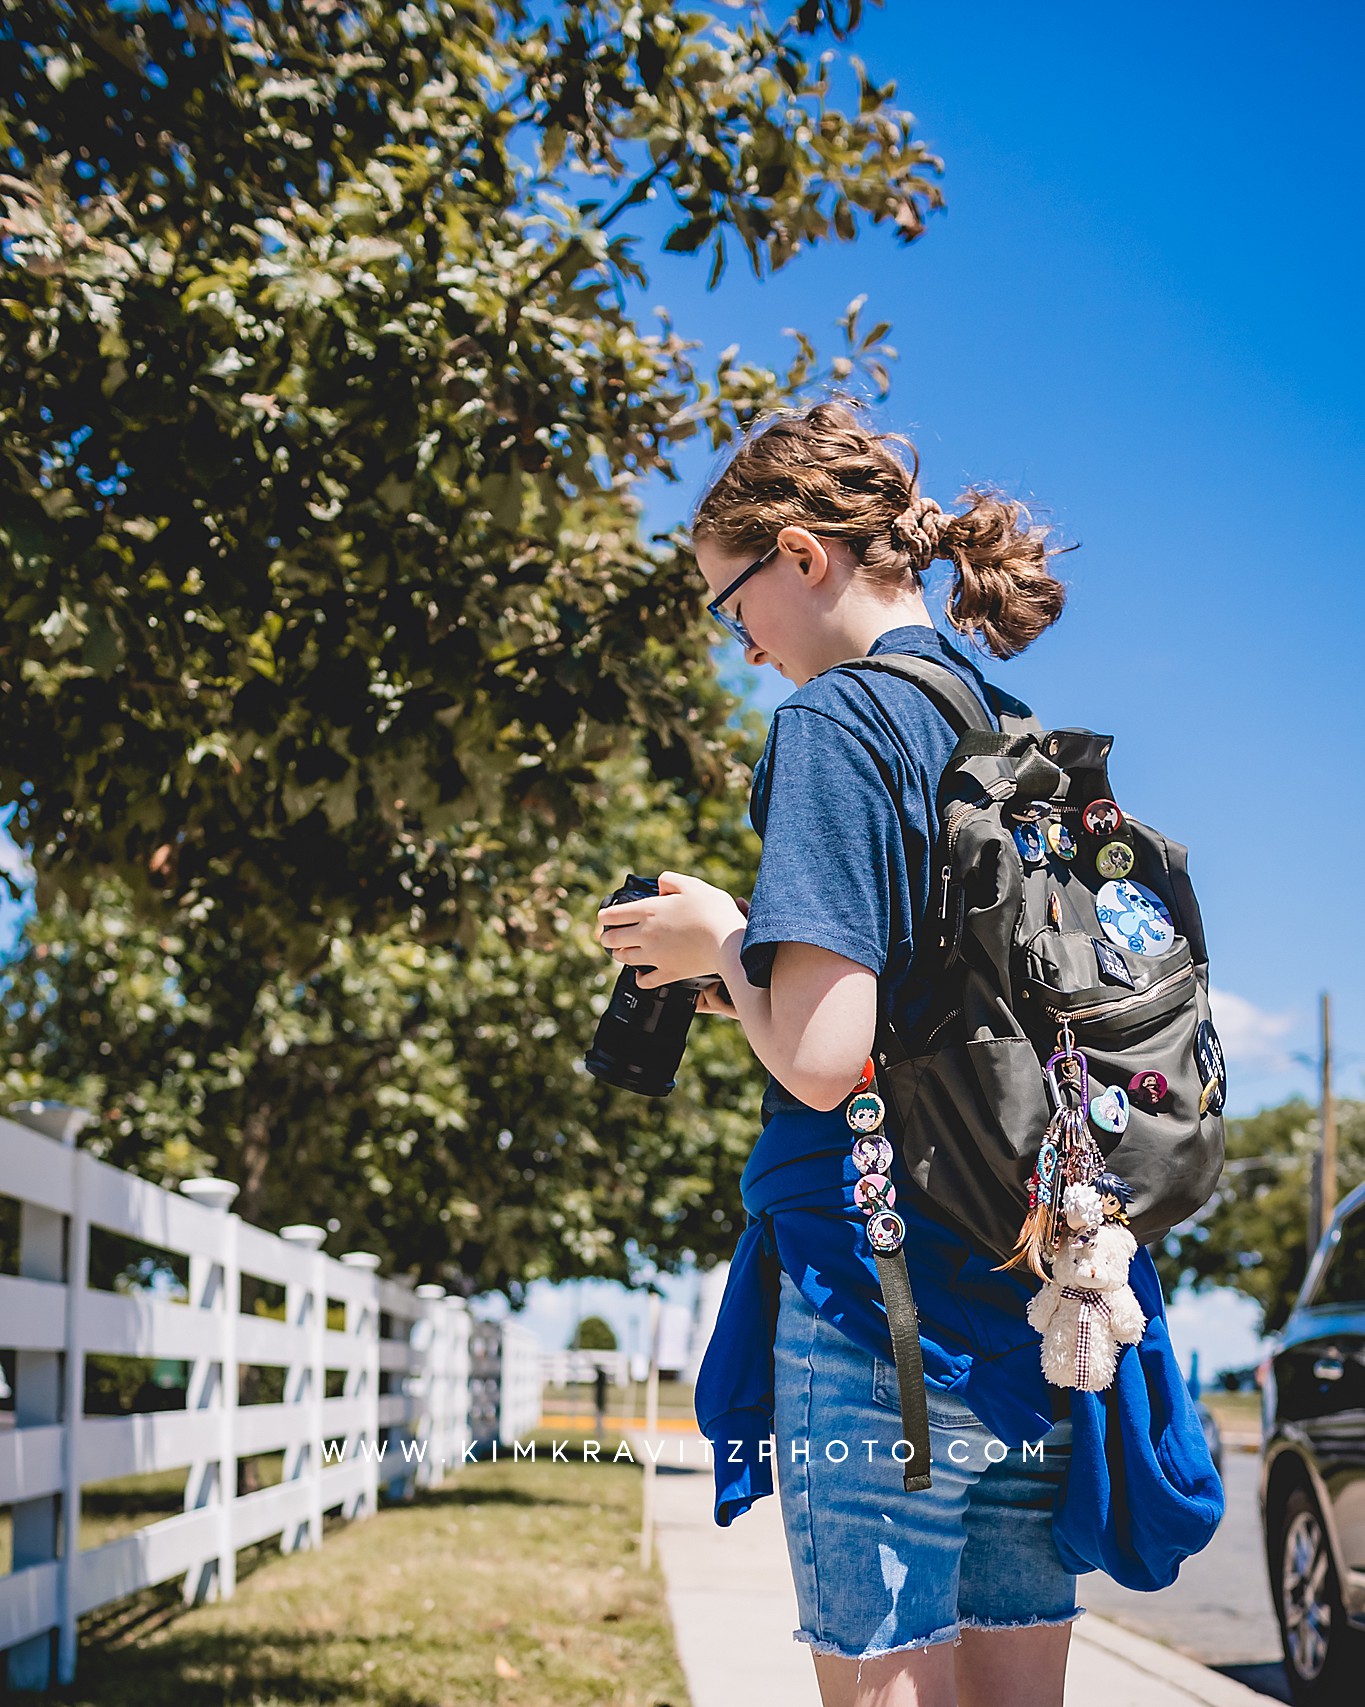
321, 1435, 1064, 1469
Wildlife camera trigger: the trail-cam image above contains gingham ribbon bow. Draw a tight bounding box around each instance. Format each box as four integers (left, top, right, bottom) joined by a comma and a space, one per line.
1058, 1285, 1113, 1390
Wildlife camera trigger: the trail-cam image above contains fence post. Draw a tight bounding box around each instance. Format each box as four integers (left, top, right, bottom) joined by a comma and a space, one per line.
339, 1252, 381, 1518
640, 1291, 661, 1572
4, 1101, 94, 1692
447, 1298, 471, 1473
279, 1225, 326, 1553
179, 1176, 241, 1608
413, 1285, 444, 1491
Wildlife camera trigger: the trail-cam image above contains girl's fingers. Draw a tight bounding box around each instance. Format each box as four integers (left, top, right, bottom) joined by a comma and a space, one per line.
598, 902, 647, 926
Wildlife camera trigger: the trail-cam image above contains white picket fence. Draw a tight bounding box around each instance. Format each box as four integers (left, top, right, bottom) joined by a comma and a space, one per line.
0, 1103, 543, 1691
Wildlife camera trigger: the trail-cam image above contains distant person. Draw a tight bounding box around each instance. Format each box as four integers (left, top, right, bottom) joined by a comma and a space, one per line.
593, 1363, 609, 1435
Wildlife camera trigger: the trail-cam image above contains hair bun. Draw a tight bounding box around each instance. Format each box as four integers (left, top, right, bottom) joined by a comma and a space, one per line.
890, 497, 954, 569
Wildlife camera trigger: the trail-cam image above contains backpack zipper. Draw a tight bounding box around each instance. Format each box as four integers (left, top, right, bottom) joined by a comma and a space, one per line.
1038, 962, 1194, 1026
922, 1007, 962, 1050
938, 792, 999, 920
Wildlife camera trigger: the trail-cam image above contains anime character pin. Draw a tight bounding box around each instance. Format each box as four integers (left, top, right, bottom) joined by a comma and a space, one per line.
851, 1134, 894, 1176
1095, 878, 1175, 956
1128, 1069, 1169, 1110
854, 1173, 896, 1214
1088, 1084, 1131, 1135
1046, 819, 1078, 861
1014, 821, 1047, 866
1081, 798, 1124, 837
866, 1209, 906, 1254
1094, 839, 1136, 881
846, 1092, 886, 1134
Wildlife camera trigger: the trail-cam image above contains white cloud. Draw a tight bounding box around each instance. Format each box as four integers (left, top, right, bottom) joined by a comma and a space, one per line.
1208, 986, 1296, 1073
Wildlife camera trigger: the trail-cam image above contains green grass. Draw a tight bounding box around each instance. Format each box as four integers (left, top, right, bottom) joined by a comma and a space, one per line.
23, 1434, 690, 1707
1200, 1388, 1262, 1432
541, 1380, 697, 1423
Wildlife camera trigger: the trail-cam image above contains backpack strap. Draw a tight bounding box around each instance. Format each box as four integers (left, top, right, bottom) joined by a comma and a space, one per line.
982, 681, 1044, 738
831, 652, 997, 735
832, 652, 1044, 745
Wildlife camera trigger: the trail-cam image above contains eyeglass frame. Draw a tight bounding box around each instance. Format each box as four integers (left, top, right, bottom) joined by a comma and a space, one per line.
704, 543, 781, 651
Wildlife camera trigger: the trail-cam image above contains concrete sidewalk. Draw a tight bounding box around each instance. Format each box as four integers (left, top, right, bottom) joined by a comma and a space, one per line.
637, 1432, 1279, 1707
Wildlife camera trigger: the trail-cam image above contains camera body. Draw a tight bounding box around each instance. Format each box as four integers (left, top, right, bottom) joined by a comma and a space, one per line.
584, 873, 728, 1097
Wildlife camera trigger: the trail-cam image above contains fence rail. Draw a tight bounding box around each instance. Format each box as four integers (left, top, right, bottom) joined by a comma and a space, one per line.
0, 1105, 542, 1691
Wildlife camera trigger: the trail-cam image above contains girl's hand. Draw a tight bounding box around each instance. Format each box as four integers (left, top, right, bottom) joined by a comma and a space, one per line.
695, 982, 740, 1019
595, 871, 748, 990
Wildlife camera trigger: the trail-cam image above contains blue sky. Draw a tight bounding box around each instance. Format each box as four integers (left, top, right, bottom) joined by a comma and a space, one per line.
623, 0, 1365, 1119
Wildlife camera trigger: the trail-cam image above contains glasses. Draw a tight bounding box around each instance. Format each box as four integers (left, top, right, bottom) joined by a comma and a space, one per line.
705, 544, 780, 651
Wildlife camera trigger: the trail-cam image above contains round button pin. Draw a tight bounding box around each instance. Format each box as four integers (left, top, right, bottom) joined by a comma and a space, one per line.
1095, 839, 1136, 880
1128, 1069, 1169, 1109
847, 1091, 886, 1133
1046, 819, 1078, 861
1082, 798, 1124, 837
851, 1135, 894, 1176
854, 1173, 896, 1214
853, 1056, 876, 1094
1011, 798, 1053, 824
1195, 1019, 1227, 1114
1014, 822, 1047, 866
867, 1210, 906, 1254
1095, 878, 1175, 956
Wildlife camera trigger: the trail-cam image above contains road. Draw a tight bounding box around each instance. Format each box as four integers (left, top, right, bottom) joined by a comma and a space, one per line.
1081, 1446, 1292, 1702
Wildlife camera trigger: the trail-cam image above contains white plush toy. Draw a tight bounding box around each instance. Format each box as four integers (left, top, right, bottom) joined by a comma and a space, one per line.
1026, 1221, 1147, 1391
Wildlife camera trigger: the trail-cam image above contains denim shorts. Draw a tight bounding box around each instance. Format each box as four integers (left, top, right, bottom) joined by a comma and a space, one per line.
772, 1268, 1084, 1659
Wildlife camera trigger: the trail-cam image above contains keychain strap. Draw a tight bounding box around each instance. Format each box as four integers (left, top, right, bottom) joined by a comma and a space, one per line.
873, 1240, 934, 1492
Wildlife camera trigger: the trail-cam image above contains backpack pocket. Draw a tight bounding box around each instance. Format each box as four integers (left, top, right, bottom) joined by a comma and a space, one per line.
881, 1034, 1054, 1261
1017, 952, 1223, 1247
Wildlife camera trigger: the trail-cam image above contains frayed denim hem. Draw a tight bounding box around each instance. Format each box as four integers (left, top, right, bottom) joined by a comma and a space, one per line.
793, 1617, 962, 1659
792, 1606, 1086, 1659
957, 1606, 1087, 1635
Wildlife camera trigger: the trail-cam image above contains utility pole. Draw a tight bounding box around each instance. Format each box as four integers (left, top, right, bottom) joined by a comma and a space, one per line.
1313, 992, 1337, 1250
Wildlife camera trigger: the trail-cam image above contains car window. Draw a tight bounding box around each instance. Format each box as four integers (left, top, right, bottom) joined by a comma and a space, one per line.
1312, 1205, 1365, 1308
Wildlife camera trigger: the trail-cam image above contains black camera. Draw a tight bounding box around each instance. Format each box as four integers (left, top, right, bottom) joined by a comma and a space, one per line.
584, 873, 729, 1098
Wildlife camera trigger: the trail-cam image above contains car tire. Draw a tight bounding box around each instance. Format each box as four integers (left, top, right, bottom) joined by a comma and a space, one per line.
1273, 1483, 1365, 1706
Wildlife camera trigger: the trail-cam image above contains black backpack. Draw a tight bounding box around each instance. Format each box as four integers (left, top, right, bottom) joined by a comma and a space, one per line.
830, 652, 1226, 1486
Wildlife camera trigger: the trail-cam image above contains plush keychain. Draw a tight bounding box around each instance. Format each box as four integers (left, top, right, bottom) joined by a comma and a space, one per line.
1025, 1174, 1146, 1391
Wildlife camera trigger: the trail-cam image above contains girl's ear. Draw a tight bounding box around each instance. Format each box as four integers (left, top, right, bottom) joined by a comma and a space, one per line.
778, 525, 831, 586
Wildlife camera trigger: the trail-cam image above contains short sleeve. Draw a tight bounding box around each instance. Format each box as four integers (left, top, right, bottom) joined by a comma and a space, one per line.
741, 706, 912, 988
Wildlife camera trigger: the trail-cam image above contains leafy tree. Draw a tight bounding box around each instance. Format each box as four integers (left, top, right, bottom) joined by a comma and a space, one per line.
1154, 1096, 1365, 1335
0, 0, 936, 1256
573, 1313, 618, 1351
0, 0, 932, 966
1, 749, 770, 1290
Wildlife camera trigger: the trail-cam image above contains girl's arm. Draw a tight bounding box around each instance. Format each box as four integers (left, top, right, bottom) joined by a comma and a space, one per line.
596, 871, 876, 1111
717, 933, 877, 1111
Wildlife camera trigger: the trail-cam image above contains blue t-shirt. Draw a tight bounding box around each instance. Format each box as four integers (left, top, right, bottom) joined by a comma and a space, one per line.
741, 622, 991, 1114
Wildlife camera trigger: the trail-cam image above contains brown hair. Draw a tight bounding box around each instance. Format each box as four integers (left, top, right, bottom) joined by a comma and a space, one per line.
690, 397, 1068, 660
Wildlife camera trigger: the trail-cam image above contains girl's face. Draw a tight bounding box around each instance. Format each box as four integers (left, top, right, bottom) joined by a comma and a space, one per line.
694, 526, 843, 686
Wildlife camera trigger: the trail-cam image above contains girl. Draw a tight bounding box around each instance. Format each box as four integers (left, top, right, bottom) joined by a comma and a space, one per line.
596, 399, 1107, 1707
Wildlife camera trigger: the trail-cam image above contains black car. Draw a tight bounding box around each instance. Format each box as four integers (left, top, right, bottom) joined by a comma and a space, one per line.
1261, 1179, 1365, 1705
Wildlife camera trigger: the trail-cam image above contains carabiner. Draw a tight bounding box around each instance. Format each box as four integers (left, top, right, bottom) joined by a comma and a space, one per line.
1045, 1045, 1089, 1113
